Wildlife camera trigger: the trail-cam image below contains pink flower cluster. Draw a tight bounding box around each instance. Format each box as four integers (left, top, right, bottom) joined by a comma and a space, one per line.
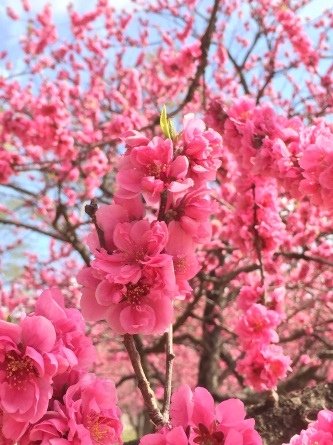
0, 288, 122, 444
229, 176, 286, 255
160, 40, 202, 78
209, 97, 333, 209
275, 7, 319, 67
140, 385, 262, 445
78, 114, 223, 335
220, 98, 303, 190
299, 124, 333, 209
235, 285, 291, 391
284, 409, 333, 445
0, 148, 19, 184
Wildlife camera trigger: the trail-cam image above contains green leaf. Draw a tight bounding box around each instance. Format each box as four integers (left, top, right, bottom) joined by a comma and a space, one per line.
160, 105, 177, 140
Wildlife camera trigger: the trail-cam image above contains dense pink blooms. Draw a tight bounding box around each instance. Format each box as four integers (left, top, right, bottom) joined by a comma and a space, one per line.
140, 426, 188, 445
20, 374, 123, 445
275, 7, 319, 67
34, 288, 96, 372
284, 409, 333, 445
160, 40, 201, 78
0, 149, 18, 184
64, 373, 122, 444
0, 316, 57, 440
78, 264, 174, 335
299, 130, 333, 209
182, 114, 223, 182
164, 187, 213, 243
237, 285, 263, 312
141, 385, 262, 445
3, 1, 333, 439
78, 218, 177, 334
79, 114, 222, 333
117, 135, 192, 204
20, 405, 70, 445
0, 288, 122, 443
236, 304, 280, 347
237, 345, 292, 391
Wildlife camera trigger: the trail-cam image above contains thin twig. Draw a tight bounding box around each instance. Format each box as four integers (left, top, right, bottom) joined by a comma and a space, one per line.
123, 334, 164, 427
251, 184, 265, 285
0, 218, 66, 241
162, 325, 175, 422
276, 251, 333, 268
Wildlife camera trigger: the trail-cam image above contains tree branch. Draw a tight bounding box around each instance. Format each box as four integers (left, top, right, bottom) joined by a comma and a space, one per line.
0, 218, 66, 242
276, 251, 333, 268
162, 325, 175, 422
123, 334, 164, 428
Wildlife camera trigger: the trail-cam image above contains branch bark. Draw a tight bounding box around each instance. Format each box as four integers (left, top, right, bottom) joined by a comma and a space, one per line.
124, 334, 164, 428
162, 325, 175, 423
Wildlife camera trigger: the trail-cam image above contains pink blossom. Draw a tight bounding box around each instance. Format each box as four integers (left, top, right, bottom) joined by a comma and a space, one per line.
78, 264, 175, 335
117, 135, 192, 205
35, 288, 96, 372
160, 40, 201, 78
164, 187, 213, 243
276, 8, 319, 67
86, 204, 132, 254
141, 385, 262, 445
140, 426, 188, 445
165, 223, 201, 297
6, 7, 19, 20
0, 317, 58, 441
237, 345, 291, 391
284, 410, 333, 445
182, 114, 223, 182
171, 385, 262, 445
299, 132, 333, 209
20, 404, 71, 445
0, 149, 18, 184
64, 373, 123, 444
79, 219, 177, 334
236, 304, 280, 347
237, 285, 263, 312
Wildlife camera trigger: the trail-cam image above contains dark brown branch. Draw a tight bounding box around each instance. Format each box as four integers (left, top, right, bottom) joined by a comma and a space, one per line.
226, 49, 250, 94
85, 199, 106, 250
1, 183, 38, 197
146, 0, 221, 129
0, 218, 66, 242
170, 0, 221, 116
240, 30, 261, 68
116, 374, 136, 388
276, 251, 333, 268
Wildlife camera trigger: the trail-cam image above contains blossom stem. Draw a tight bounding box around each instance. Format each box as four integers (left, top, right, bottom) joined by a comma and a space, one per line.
123, 334, 164, 427
162, 324, 175, 422
251, 184, 265, 286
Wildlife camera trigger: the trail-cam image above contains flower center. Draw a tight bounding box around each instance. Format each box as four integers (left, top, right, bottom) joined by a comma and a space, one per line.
125, 281, 150, 305
174, 256, 188, 274
87, 411, 113, 444
193, 423, 225, 445
147, 162, 166, 179
5, 351, 38, 389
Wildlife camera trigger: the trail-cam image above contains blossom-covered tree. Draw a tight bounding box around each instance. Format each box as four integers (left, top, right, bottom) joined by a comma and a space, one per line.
1, 0, 333, 443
